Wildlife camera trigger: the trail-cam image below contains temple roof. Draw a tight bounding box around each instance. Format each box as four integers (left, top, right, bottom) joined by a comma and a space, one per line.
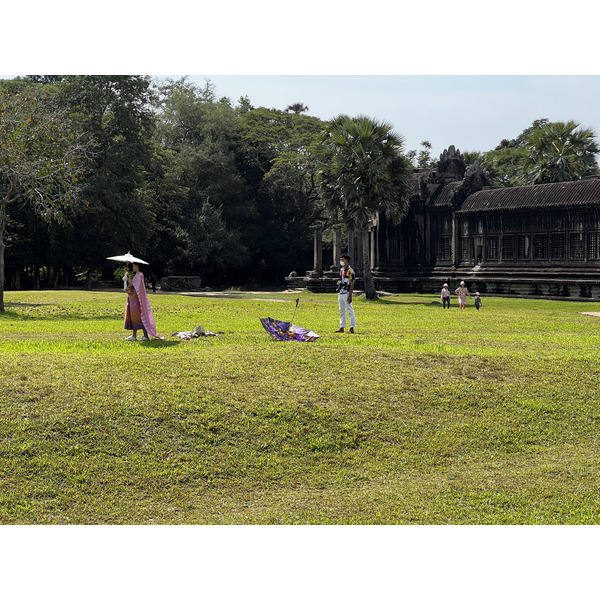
457, 177, 600, 214
431, 181, 463, 207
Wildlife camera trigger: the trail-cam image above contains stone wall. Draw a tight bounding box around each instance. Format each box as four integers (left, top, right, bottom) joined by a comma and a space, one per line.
160, 276, 203, 292
286, 273, 600, 300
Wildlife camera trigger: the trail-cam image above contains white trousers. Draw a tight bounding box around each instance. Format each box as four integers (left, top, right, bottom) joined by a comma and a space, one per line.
338, 293, 356, 328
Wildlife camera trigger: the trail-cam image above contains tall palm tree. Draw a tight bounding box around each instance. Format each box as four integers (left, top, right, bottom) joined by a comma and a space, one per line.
318, 115, 412, 299
522, 120, 600, 184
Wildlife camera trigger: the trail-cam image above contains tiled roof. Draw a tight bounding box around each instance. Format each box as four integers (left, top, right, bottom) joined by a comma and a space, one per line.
431, 181, 463, 207
457, 177, 600, 214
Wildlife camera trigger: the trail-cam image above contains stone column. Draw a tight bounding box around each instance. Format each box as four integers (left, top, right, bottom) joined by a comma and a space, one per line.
348, 229, 356, 273
313, 226, 323, 276
424, 211, 431, 265
370, 226, 376, 271
333, 226, 342, 269
451, 212, 458, 268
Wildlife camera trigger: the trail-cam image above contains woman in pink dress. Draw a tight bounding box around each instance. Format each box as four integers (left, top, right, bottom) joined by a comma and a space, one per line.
124, 262, 158, 341
454, 280, 470, 310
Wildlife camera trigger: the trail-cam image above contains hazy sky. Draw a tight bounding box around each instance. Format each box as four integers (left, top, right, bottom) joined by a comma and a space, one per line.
181, 75, 600, 159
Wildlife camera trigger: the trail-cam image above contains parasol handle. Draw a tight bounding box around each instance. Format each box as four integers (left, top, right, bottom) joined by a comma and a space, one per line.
289, 297, 300, 328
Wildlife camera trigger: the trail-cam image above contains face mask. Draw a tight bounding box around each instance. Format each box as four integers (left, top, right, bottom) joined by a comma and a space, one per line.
340, 260, 346, 267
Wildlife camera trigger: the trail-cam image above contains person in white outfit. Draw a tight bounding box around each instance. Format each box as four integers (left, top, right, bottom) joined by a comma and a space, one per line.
455, 280, 470, 310
335, 253, 356, 334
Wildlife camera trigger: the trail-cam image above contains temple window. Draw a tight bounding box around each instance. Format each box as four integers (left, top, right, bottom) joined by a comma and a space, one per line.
485, 236, 498, 260
442, 216, 451, 234
517, 235, 531, 259
533, 234, 548, 260
551, 234, 566, 260
502, 236, 515, 260
440, 236, 451, 260
460, 237, 470, 260
570, 233, 585, 260
588, 232, 600, 260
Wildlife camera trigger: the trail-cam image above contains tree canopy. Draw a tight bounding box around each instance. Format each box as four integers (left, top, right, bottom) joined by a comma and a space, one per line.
470, 119, 599, 187
2, 76, 599, 305
318, 114, 412, 299
0, 82, 94, 310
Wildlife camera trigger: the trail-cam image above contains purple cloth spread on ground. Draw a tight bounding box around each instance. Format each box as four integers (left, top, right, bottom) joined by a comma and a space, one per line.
260, 317, 319, 342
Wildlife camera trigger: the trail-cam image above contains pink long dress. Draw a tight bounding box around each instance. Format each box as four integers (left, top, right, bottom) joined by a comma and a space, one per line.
124, 272, 158, 337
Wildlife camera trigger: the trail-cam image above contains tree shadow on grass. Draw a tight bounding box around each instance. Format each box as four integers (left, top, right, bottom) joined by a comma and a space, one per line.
4, 302, 55, 308
378, 299, 442, 307
137, 340, 181, 349
0, 311, 122, 322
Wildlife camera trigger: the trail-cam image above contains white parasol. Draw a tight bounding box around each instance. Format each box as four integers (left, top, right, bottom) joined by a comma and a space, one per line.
106, 251, 149, 265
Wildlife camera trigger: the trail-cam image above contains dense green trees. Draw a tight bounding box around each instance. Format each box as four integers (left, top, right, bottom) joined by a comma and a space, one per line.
522, 120, 599, 184
61, 76, 157, 287
151, 78, 253, 284
0, 81, 93, 310
238, 106, 326, 281
471, 119, 599, 187
0, 76, 327, 293
2, 75, 599, 303
318, 115, 413, 300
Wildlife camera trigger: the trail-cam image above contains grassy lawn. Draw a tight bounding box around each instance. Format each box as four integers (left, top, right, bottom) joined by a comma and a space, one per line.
1, 288, 600, 524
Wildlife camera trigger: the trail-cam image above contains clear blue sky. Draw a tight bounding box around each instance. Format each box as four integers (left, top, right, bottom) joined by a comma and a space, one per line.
5, 1, 600, 161
180, 75, 600, 159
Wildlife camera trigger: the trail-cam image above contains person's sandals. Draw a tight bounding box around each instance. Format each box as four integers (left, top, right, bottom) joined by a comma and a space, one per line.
125, 335, 137, 341
348, 328, 355, 334
334, 328, 345, 333
139, 336, 149, 342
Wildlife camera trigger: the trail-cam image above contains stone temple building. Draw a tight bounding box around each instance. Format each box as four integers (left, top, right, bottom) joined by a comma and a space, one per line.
286, 146, 600, 299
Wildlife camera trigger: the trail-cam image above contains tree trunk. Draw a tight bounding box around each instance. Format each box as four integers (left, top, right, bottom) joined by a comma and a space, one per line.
361, 228, 377, 300
86, 269, 94, 290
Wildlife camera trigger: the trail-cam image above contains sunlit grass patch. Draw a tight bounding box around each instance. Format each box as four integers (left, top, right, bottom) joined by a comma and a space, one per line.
1, 289, 600, 524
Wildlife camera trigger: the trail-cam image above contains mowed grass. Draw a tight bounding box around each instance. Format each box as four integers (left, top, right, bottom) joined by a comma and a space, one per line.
1, 289, 600, 524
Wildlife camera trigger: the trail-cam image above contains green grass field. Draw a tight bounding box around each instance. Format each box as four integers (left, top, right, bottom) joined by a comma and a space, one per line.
1, 288, 600, 524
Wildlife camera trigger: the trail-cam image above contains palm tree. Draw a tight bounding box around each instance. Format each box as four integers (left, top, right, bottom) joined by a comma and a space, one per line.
522, 120, 600, 184
318, 115, 412, 300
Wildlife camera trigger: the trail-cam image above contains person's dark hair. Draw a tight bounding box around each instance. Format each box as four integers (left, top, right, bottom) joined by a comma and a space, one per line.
341, 253, 350, 261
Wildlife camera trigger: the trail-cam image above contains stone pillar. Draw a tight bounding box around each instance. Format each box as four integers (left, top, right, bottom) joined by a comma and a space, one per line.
313, 226, 323, 276
370, 226, 376, 271
333, 226, 342, 268
348, 229, 356, 273
370, 214, 381, 271
451, 212, 458, 268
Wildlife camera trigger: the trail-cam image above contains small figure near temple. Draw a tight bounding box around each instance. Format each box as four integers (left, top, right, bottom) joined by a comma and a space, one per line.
455, 281, 470, 310
441, 283, 451, 309
335, 253, 356, 334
